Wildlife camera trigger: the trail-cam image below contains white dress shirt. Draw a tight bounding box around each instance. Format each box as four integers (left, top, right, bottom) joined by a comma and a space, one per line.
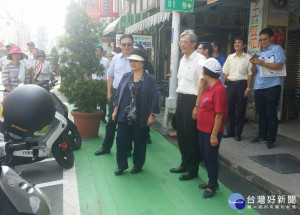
222, 52, 252, 81
176, 51, 206, 95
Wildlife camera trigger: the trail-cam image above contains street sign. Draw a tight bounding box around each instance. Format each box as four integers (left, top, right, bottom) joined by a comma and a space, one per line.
164, 0, 194, 13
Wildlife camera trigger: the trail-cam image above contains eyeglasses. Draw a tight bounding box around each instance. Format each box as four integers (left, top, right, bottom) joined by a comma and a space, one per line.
259, 37, 270, 42
121, 43, 132, 47
179, 40, 191, 45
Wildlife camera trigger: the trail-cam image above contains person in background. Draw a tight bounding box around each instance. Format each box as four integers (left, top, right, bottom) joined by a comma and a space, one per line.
197, 58, 228, 199
34, 50, 53, 90
93, 46, 110, 123
109, 51, 117, 62
0, 43, 15, 71
112, 48, 159, 175
250, 28, 286, 149
94, 34, 134, 156
211, 41, 226, 66
170, 29, 205, 181
2, 46, 32, 98
198, 42, 224, 85
26, 42, 35, 63
222, 36, 253, 141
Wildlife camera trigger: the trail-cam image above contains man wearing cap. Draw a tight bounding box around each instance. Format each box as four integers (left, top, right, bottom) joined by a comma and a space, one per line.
197, 58, 228, 198
222, 36, 253, 141
170, 29, 205, 181
95, 34, 134, 156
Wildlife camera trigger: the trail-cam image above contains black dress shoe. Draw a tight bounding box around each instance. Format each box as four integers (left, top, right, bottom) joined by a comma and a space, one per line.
235, 135, 241, 141
130, 167, 142, 174
114, 167, 127, 176
267, 140, 276, 149
179, 172, 198, 181
94, 148, 110, 156
203, 188, 216, 199
170, 166, 186, 173
223, 134, 235, 138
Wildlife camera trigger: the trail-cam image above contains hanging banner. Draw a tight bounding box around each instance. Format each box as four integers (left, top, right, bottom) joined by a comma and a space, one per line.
100, 0, 118, 17
247, 0, 264, 56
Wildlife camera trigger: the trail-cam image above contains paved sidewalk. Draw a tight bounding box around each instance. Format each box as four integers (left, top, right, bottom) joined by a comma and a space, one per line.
154, 110, 300, 209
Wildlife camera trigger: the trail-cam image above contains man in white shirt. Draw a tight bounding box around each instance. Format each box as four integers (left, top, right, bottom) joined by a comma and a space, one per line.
170, 29, 206, 181
95, 34, 133, 156
223, 36, 253, 141
92, 46, 110, 80
92, 46, 110, 123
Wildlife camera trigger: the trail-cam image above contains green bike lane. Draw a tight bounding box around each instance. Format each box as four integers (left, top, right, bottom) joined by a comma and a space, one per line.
73, 124, 260, 215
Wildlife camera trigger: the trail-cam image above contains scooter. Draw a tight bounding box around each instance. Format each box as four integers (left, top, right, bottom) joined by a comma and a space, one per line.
0, 104, 75, 169
0, 85, 76, 168
0, 142, 51, 215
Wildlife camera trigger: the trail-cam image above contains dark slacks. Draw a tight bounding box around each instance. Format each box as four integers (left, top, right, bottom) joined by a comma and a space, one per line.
226, 80, 248, 136
254, 85, 281, 141
116, 122, 148, 169
102, 88, 117, 151
175, 93, 201, 174
198, 131, 222, 189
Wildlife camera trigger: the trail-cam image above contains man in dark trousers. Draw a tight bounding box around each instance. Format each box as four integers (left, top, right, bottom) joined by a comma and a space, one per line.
170, 29, 206, 181
223, 36, 253, 141
94, 34, 133, 156
250, 28, 286, 149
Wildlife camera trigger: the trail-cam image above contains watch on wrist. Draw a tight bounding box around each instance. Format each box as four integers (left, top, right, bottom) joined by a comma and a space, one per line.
246, 88, 251, 91
195, 105, 199, 109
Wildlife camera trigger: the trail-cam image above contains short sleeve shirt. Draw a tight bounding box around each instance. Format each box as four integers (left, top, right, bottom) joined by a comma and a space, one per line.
197, 80, 228, 133
222, 52, 252, 81
176, 51, 206, 95
254, 44, 286, 90
107, 53, 132, 89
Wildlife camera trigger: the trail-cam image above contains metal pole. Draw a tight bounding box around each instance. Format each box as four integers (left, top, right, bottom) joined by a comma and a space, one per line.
162, 11, 180, 129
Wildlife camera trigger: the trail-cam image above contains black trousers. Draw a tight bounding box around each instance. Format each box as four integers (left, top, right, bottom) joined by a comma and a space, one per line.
102, 88, 117, 151
198, 131, 222, 189
116, 122, 148, 169
226, 80, 248, 136
254, 85, 281, 141
175, 93, 201, 174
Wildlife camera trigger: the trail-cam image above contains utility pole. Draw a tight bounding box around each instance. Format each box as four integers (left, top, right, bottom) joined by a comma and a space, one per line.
162, 11, 180, 129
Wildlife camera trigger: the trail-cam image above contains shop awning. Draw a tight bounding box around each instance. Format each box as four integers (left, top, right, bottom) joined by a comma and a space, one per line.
124, 12, 171, 34
103, 17, 122, 36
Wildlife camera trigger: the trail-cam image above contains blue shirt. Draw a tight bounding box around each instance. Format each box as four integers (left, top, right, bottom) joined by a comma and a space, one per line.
107, 53, 132, 89
215, 55, 226, 85
254, 44, 286, 90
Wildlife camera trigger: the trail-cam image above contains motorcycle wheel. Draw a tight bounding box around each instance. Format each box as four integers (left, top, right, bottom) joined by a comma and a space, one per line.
68, 125, 82, 150
52, 138, 74, 169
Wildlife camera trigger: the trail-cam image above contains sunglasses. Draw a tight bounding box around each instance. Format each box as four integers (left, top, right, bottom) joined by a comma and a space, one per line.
121, 43, 132, 47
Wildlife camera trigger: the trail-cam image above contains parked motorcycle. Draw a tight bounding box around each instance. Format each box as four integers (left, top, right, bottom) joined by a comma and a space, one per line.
0, 85, 74, 168
0, 143, 51, 214
35, 73, 58, 92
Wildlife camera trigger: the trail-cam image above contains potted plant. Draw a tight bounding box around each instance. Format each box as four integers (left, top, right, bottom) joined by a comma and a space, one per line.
58, 1, 107, 138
